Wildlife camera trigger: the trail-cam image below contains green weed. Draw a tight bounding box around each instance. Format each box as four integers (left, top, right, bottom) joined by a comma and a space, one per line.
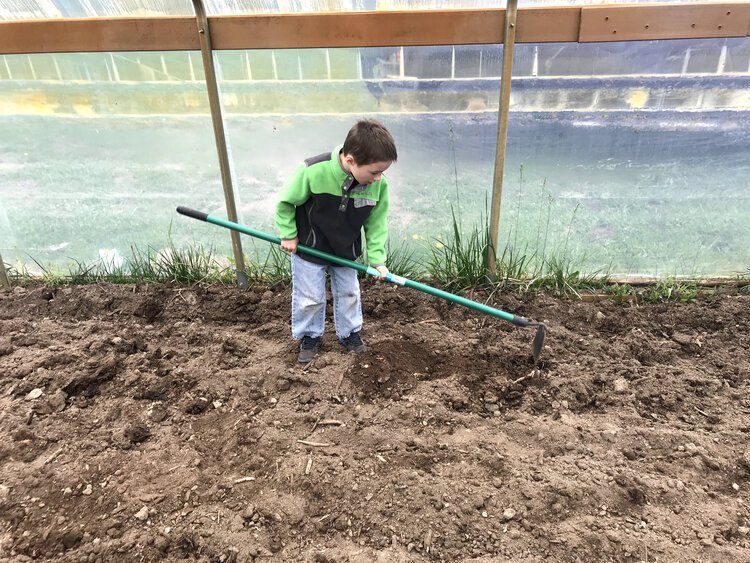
243, 245, 291, 287
385, 240, 424, 279
605, 282, 637, 301
641, 280, 699, 303
428, 207, 492, 291
531, 254, 605, 298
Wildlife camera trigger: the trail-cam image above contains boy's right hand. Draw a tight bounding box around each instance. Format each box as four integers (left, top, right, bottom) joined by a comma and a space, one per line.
280, 238, 299, 253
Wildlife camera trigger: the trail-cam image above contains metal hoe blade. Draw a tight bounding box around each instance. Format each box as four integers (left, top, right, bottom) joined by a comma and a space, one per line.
531, 323, 546, 365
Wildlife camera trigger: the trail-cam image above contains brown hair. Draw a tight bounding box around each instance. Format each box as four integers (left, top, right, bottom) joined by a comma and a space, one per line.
342, 119, 398, 165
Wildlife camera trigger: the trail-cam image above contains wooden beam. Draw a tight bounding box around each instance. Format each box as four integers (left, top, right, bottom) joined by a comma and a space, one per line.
211, 7, 582, 48
0, 17, 198, 54
580, 3, 750, 42
516, 7, 580, 44
0, 4, 747, 55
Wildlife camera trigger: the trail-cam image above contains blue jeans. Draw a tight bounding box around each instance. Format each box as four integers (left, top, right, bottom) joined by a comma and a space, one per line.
291, 253, 362, 341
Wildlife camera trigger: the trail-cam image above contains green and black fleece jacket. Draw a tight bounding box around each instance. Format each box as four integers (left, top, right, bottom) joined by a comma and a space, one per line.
275, 146, 389, 267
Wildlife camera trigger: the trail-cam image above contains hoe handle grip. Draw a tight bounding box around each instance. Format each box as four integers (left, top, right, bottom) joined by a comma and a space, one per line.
176, 207, 209, 222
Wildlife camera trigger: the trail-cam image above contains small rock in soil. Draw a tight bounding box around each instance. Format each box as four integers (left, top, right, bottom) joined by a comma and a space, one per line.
184, 397, 209, 414
25, 388, 43, 400
126, 424, 151, 444
61, 530, 82, 550
502, 508, 517, 522
134, 506, 149, 521
47, 389, 67, 412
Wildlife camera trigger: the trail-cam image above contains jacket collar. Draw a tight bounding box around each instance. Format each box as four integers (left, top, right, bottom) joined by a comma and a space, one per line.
330, 145, 350, 182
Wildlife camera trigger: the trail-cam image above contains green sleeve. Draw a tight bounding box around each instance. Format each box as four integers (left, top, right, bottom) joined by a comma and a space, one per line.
275, 164, 309, 240
363, 178, 390, 266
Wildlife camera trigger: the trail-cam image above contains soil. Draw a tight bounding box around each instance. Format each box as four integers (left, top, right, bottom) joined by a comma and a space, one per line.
1, 282, 749, 563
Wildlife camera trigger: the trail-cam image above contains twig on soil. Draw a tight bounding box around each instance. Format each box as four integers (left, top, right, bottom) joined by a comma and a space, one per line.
297, 439, 333, 447
512, 370, 537, 385
417, 319, 440, 324
332, 372, 346, 402
42, 448, 63, 466
310, 417, 321, 434
234, 476, 256, 484
424, 528, 433, 554
318, 419, 344, 427
695, 407, 719, 421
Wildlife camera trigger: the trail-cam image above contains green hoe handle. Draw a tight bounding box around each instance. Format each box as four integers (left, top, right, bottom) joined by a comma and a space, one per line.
176, 206, 546, 360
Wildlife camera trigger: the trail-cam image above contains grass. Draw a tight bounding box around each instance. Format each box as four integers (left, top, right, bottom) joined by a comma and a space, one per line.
428, 207, 491, 291
6, 237, 748, 304
6, 204, 747, 302
641, 280, 700, 303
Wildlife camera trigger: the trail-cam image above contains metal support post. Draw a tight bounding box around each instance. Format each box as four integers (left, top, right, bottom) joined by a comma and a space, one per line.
192, 0, 248, 288
487, 0, 518, 279
0, 251, 10, 290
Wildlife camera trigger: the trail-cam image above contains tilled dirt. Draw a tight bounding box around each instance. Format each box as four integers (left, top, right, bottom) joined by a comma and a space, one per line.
1, 282, 749, 562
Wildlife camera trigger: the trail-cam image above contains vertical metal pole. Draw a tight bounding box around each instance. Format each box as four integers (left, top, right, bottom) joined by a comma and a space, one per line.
52, 56, 62, 81
109, 53, 121, 81
192, 0, 248, 288
271, 51, 279, 80
716, 44, 727, 74
3, 56, 13, 80
160, 54, 168, 79
0, 251, 10, 291
681, 48, 691, 76
27, 55, 37, 80
188, 52, 196, 81
245, 52, 253, 80
487, 0, 518, 279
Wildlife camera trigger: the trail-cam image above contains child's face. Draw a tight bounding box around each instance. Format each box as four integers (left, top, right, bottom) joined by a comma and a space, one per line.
343, 154, 392, 185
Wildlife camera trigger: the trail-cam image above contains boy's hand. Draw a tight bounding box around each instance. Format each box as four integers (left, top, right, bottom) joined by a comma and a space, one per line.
374, 265, 389, 279
281, 238, 298, 253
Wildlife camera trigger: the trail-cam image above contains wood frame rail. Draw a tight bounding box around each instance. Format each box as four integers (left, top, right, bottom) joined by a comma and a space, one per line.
1, 3, 749, 55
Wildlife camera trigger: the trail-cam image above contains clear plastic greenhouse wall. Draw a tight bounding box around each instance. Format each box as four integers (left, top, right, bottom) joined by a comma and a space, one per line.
0, 0, 749, 279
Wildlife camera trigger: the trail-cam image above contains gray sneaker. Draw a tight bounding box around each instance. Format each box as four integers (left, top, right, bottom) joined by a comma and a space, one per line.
341, 331, 367, 353
297, 336, 320, 364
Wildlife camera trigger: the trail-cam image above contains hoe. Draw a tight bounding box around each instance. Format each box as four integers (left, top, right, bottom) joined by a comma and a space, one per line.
177, 206, 547, 363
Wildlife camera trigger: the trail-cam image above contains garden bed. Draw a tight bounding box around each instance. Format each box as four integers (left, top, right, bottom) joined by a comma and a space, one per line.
1, 282, 749, 562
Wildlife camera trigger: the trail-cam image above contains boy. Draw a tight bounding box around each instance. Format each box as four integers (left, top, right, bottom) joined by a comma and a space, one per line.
275, 119, 397, 364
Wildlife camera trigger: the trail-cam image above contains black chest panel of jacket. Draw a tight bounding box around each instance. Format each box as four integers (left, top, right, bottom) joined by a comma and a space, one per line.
295, 176, 375, 266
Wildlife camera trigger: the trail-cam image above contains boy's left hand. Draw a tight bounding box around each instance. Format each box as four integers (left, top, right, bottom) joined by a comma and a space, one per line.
374, 265, 389, 279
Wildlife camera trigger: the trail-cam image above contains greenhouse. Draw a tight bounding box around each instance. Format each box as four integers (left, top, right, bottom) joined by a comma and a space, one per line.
1, 1, 749, 562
